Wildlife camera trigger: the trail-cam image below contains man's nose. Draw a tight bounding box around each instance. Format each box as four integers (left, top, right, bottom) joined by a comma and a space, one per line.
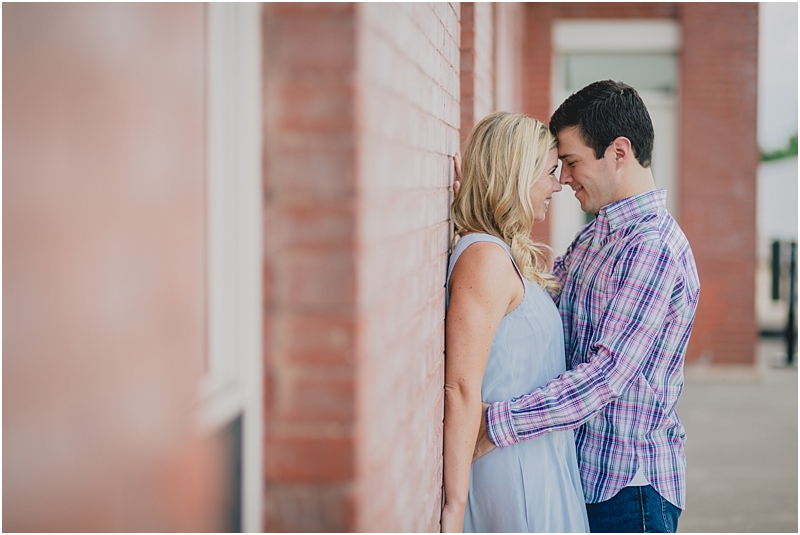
559, 168, 571, 185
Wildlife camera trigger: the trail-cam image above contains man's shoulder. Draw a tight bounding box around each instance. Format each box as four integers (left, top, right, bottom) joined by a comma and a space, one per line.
621, 209, 692, 255
619, 214, 700, 293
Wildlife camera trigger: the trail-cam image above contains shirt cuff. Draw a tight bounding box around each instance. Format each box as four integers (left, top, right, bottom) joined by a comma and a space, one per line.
486, 400, 519, 448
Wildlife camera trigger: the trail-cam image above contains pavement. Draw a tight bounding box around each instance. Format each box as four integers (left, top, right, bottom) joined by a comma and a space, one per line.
677, 338, 798, 532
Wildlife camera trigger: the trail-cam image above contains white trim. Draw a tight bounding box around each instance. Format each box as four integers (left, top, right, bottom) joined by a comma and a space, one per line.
201, 3, 263, 532
554, 19, 681, 52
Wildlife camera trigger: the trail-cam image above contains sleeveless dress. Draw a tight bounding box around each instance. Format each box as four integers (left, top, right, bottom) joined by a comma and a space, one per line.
446, 233, 589, 533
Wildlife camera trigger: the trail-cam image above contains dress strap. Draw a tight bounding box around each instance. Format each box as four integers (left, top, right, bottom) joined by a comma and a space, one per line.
446, 233, 525, 304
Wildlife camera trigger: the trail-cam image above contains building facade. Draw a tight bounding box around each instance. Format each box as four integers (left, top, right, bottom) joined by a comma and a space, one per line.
3, 3, 758, 531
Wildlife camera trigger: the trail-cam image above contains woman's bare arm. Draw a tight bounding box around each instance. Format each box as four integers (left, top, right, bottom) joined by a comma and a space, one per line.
441, 242, 522, 532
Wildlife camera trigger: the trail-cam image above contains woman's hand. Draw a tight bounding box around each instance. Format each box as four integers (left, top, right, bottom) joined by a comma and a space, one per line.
453, 151, 462, 196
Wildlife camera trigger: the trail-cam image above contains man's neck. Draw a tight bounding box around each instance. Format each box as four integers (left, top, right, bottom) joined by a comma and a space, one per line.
617, 164, 656, 202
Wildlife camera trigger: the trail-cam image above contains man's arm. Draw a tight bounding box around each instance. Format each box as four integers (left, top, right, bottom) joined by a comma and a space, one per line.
487, 237, 681, 448
473, 231, 585, 461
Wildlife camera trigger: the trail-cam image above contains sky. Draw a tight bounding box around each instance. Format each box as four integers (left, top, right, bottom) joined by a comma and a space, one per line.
758, 2, 799, 152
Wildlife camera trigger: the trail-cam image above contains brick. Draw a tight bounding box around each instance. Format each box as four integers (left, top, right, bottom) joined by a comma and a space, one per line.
271, 134, 356, 200
279, 250, 356, 312
274, 202, 355, 250
555, 2, 679, 18
265, 435, 354, 483
273, 370, 354, 424
265, 483, 354, 532
278, 82, 354, 132
274, 19, 356, 70
285, 314, 356, 366
271, 3, 355, 17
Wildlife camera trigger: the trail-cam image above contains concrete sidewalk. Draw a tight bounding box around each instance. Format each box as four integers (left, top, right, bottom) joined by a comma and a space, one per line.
677, 338, 798, 532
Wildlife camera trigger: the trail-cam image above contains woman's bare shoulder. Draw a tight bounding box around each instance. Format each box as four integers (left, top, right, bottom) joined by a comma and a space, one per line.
449, 241, 521, 307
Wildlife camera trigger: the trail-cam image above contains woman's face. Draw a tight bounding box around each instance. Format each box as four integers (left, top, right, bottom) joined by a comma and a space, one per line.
529, 147, 561, 222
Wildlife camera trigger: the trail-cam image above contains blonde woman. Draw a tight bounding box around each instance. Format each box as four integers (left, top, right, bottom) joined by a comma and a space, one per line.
441, 112, 588, 532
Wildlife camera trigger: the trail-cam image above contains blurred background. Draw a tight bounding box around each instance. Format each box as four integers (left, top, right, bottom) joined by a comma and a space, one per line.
3, 2, 796, 532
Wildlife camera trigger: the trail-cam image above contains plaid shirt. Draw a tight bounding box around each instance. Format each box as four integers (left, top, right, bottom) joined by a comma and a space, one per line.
486, 189, 700, 509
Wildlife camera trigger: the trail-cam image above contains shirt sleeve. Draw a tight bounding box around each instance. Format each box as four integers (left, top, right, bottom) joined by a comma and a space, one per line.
487, 236, 681, 448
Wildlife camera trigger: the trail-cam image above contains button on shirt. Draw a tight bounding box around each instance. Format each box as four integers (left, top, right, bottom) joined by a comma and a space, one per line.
486, 189, 700, 509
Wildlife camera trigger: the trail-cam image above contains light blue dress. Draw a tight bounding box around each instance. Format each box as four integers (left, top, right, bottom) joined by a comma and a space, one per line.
446, 233, 589, 533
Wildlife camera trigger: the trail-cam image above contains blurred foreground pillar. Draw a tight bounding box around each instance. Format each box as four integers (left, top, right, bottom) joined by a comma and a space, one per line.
3, 4, 226, 531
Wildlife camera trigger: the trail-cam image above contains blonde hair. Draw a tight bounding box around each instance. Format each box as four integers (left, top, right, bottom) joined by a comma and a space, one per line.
452, 111, 559, 293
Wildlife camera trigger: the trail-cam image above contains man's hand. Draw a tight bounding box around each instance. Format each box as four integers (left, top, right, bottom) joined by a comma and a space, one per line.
453, 151, 462, 196
472, 403, 496, 462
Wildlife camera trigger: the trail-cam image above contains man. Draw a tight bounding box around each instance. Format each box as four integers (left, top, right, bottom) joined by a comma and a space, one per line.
469, 80, 700, 533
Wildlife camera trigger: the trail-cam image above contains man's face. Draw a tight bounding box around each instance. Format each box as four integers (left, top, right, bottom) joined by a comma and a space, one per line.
556, 126, 620, 214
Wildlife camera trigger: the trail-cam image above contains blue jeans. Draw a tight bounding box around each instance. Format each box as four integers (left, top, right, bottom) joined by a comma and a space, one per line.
585, 485, 681, 533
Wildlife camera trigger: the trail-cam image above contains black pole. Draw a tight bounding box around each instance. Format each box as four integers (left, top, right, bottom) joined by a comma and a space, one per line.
786, 241, 796, 365
772, 240, 782, 301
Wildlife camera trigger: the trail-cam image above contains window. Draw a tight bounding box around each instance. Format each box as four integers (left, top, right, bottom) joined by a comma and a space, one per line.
198, 4, 263, 532
560, 53, 678, 94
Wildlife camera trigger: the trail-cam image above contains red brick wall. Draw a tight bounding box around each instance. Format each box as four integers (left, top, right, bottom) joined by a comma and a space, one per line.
679, 3, 759, 364
460, 3, 524, 146
460, 2, 494, 148
261, 3, 459, 531
261, 3, 358, 531
494, 3, 525, 113
3, 4, 224, 531
555, 2, 679, 19
522, 3, 758, 364
471, 3, 495, 124
523, 4, 556, 246
355, 3, 459, 530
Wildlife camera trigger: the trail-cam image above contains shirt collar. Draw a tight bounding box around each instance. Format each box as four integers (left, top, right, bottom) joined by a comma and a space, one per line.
592, 189, 667, 243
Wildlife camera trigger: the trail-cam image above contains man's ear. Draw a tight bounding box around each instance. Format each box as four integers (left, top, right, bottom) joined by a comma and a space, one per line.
610, 136, 633, 169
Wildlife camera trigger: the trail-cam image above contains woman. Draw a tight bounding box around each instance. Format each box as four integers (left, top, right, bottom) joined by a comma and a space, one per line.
441, 112, 588, 532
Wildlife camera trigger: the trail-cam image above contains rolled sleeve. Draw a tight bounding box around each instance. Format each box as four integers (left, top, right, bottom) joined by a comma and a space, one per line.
486, 400, 518, 447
